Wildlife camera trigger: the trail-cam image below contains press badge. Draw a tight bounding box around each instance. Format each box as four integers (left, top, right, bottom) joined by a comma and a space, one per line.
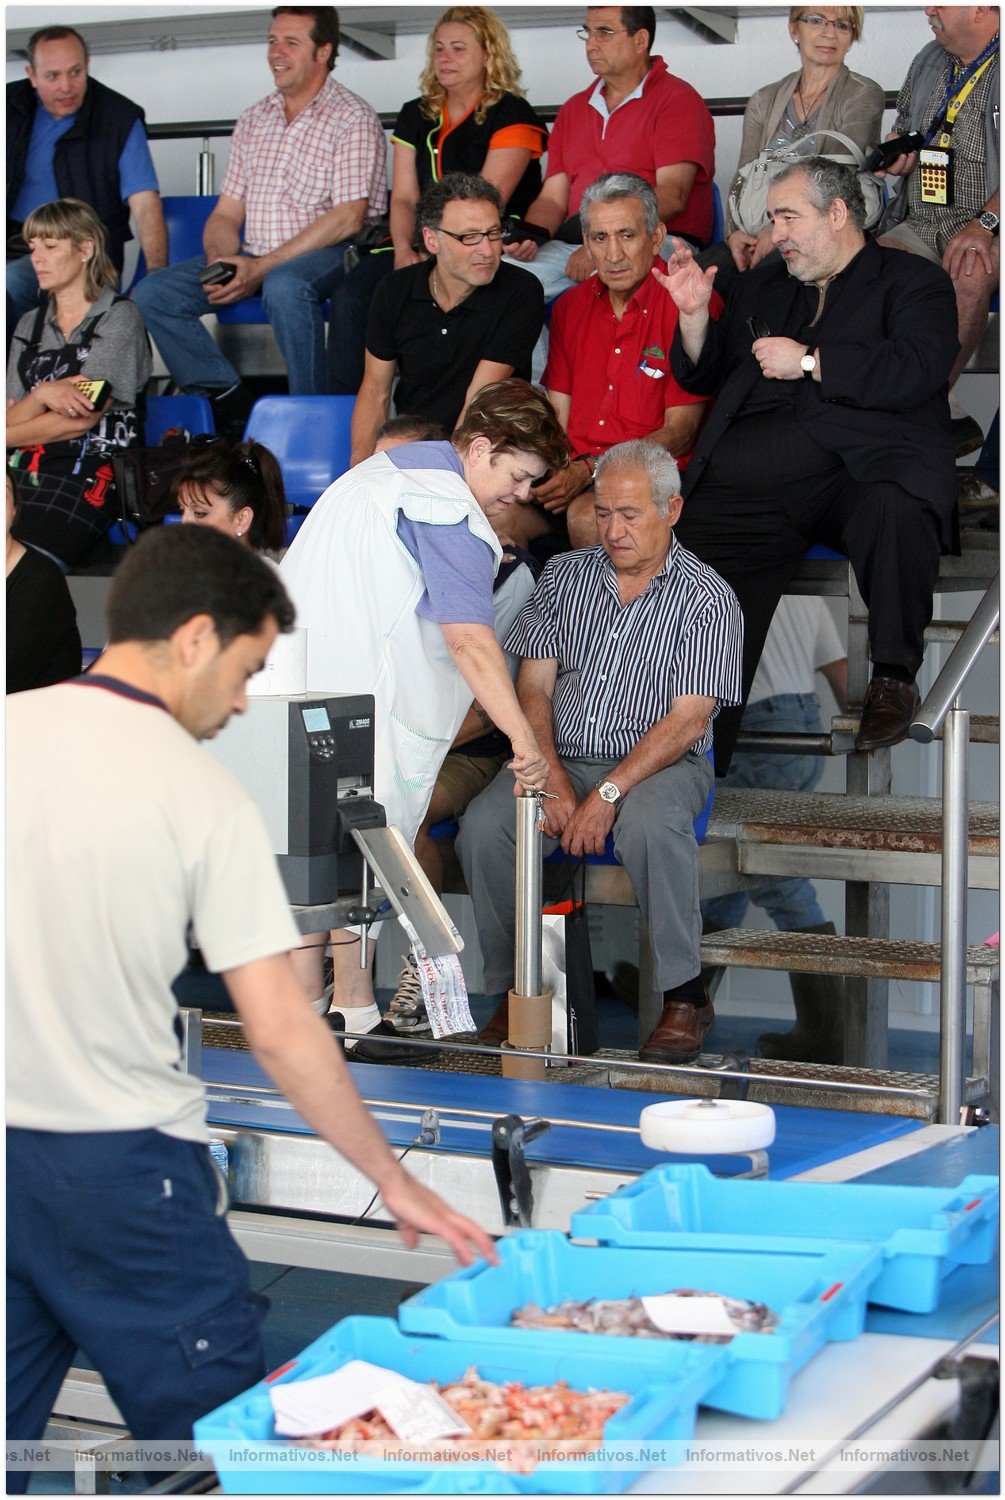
919, 147, 954, 207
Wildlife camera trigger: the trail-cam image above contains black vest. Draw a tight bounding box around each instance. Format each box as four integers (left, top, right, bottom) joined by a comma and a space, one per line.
7, 76, 145, 272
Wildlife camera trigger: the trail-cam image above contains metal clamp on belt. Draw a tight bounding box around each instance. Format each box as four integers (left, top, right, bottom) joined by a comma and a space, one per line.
492, 1113, 552, 1228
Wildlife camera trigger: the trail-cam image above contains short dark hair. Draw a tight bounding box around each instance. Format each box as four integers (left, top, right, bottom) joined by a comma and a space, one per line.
105, 527, 296, 648
26, 25, 89, 67
270, 7, 339, 66
417, 172, 504, 236
621, 7, 656, 52
375, 415, 448, 445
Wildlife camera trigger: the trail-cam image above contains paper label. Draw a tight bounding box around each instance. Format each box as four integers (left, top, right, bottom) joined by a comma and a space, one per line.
271, 1360, 401, 1438
640, 1293, 743, 1337
374, 1380, 470, 1441
414, 942, 475, 1039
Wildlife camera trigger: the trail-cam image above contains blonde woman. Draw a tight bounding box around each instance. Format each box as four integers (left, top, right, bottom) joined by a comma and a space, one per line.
6, 198, 150, 568
390, 7, 547, 268
726, 8, 884, 271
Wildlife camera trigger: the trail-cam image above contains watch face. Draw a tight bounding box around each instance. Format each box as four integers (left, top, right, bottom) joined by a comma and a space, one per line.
598, 782, 620, 803
800, 354, 816, 372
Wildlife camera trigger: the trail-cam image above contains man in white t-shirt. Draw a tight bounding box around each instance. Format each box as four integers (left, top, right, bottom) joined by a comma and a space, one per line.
5, 526, 493, 1487
701, 595, 847, 1063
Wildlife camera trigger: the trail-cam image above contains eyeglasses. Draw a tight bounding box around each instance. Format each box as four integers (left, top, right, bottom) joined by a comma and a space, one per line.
575, 25, 628, 41
436, 226, 504, 246
795, 14, 855, 34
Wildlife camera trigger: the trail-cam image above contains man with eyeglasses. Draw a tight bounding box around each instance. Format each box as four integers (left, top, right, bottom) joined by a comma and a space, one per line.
877, 6, 999, 451
504, 6, 715, 312
350, 173, 544, 465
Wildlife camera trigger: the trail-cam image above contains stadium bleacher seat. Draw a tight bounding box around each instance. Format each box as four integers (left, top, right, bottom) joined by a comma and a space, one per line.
243, 395, 354, 510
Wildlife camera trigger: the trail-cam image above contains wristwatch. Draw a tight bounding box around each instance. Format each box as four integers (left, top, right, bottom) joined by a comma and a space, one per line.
576, 453, 598, 482
596, 779, 622, 806
800, 347, 817, 380
978, 210, 1000, 237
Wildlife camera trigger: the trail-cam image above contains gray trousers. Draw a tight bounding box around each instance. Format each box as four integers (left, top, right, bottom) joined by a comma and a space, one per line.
456, 754, 713, 995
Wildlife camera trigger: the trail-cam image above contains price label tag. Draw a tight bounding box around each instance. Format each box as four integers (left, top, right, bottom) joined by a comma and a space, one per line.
640, 1293, 743, 1337
374, 1380, 471, 1442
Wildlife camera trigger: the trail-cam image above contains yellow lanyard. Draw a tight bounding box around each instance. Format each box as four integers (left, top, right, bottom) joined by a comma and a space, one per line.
932, 54, 995, 148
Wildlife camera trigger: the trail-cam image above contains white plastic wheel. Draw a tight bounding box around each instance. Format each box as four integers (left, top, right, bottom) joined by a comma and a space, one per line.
639, 1099, 776, 1154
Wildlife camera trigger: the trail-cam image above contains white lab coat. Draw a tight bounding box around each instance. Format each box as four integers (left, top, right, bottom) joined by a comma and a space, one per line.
280, 452, 502, 843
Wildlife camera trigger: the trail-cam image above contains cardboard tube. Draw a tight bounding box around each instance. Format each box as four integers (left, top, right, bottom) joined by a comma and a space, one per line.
501, 987, 552, 1081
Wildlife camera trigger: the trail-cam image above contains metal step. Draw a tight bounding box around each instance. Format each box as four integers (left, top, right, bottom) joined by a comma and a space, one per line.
788, 544, 998, 597
699, 930, 1000, 983
595, 1050, 988, 1123
832, 712, 999, 745
707, 790, 999, 889
925, 619, 1000, 645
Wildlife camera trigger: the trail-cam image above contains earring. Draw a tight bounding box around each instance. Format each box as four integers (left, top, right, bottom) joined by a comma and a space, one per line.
235, 529, 244, 536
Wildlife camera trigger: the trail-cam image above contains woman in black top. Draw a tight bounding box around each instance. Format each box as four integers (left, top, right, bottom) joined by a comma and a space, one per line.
6, 466, 81, 693
390, 6, 547, 269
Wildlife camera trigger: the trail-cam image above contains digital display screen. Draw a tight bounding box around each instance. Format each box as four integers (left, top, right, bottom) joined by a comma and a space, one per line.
302, 706, 330, 732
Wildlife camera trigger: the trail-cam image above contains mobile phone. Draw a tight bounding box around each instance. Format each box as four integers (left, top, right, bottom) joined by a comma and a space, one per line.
198, 260, 237, 287
75, 378, 109, 404
746, 316, 770, 342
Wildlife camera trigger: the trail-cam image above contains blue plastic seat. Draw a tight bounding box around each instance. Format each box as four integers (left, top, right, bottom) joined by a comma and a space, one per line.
144, 394, 216, 445
709, 181, 724, 246
243, 395, 354, 510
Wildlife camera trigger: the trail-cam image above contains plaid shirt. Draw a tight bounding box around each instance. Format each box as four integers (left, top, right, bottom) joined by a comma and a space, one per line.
221, 75, 388, 256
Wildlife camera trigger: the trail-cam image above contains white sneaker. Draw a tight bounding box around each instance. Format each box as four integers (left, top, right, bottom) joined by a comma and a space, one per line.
386, 954, 432, 1034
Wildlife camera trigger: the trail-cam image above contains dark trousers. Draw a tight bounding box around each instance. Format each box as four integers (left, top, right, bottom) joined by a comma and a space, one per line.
677, 406, 943, 771
326, 250, 394, 395
6, 1128, 267, 1491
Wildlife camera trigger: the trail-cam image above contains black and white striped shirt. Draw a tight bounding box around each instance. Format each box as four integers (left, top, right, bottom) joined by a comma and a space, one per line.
506, 539, 743, 760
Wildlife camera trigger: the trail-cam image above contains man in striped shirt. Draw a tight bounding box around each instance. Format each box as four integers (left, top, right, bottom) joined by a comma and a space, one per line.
134, 7, 387, 414
457, 439, 742, 1064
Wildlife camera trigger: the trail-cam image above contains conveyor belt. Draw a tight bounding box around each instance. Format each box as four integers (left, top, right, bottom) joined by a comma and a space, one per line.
203, 1046, 923, 1179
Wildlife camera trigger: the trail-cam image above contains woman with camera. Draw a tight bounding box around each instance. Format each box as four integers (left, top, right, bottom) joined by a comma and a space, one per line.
6, 199, 151, 569
724, 8, 884, 272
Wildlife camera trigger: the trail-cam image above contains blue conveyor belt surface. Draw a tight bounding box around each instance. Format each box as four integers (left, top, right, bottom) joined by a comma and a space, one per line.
203, 1047, 922, 1179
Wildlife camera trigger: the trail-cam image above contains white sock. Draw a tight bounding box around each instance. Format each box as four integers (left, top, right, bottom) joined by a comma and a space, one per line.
329, 1003, 382, 1046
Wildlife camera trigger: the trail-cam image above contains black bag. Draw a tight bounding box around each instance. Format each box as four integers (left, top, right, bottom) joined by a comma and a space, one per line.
547, 860, 599, 1056
111, 434, 214, 529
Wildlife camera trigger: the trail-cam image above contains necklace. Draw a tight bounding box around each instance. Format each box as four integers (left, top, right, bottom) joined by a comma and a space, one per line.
795, 80, 829, 119
430, 270, 446, 309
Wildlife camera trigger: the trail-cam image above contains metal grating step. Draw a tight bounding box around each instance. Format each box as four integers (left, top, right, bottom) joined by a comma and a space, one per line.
699, 931, 1000, 982
832, 712, 999, 744
709, 790, 999, 855
924, 619, 999, 645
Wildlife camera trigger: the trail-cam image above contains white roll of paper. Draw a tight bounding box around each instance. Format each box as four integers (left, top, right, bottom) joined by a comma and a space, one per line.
639, 1099, 776, 1154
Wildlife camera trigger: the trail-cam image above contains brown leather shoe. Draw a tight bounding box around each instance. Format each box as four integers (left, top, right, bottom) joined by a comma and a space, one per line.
854, 676, 920, 753
639, 996, 715, 1064
477, 997, 509, 1046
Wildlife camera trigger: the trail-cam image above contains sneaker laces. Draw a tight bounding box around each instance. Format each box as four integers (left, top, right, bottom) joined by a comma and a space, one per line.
386, 954, 430, 1032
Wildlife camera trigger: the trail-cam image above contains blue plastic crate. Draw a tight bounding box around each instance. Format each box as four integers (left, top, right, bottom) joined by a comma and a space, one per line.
397, 1231, 882, 1420
193, 1315, 725, 1495
569, 1166, 1000, 1314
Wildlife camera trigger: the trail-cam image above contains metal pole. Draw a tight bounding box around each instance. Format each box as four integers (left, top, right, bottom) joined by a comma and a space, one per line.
939, 701, 970, 1123
197, 137, 215, 196
514, 791, 543, 997
358, 859, 370, 970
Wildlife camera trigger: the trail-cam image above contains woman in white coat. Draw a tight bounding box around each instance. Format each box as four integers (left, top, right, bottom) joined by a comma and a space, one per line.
280, 378, 568, 1057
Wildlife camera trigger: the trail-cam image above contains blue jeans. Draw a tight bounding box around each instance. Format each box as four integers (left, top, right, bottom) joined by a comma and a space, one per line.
132, 245, 347, 395
6, 1127, 267, 1490
507, 245, 577, 383
702, 693, 827, 932
7, 255, 43, 328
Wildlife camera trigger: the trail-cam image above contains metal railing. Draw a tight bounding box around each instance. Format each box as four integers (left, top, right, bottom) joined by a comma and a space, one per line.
910, 574, 1000, 1123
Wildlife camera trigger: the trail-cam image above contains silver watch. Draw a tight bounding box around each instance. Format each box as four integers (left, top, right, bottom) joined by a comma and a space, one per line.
596, 779, 622, 805
978, 210, 1000, 237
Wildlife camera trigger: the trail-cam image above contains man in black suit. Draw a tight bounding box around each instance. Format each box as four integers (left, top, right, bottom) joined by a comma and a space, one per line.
661, 158, 958, 766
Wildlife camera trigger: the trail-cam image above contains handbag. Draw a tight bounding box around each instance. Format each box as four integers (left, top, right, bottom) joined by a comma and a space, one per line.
728, 130, 885, 237
111, 433, 215, 530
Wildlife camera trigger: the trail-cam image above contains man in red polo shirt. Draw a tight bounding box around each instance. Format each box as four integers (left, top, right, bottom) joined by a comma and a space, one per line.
526, 172, 715, 549
505, 5, 715, 306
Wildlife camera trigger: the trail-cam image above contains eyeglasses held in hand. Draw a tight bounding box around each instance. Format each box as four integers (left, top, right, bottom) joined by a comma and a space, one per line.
436, 226, 504, 246
795, 13, 855, 34
575, 25, 628, 40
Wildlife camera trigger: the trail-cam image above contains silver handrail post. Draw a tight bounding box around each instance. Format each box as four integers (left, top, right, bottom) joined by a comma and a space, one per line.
197, 137, 215, 196
939, 700, 970, 1123
514, 791, 543, 997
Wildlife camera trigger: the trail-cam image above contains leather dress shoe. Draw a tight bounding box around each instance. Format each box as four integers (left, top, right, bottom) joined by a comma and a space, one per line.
854, 676, 920, 753
639, 995, 715, 1064
950, 413, 984, 459
349, 1017, 438, 1065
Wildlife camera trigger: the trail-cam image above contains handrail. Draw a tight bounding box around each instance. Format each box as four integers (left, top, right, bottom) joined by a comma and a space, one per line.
911, 574, 1000, 742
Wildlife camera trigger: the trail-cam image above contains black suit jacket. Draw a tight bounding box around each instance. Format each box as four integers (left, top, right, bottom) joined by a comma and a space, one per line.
671, 238, 958, 543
